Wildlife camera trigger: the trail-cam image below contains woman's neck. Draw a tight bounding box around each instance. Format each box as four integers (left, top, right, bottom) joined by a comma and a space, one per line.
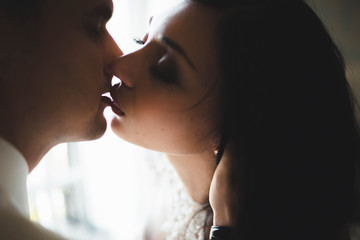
166, 151, 217, 204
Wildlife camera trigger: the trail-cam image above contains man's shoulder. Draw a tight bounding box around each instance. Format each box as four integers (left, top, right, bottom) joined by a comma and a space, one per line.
0, 208, 67, 240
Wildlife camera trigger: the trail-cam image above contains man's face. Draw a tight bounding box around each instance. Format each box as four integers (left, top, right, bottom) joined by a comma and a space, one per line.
6, 0, 122, 142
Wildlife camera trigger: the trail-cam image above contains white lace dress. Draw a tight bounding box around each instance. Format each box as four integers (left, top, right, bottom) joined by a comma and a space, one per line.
153, 157, 212, 240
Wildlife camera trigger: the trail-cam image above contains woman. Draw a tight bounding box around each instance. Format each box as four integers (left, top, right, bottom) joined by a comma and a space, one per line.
109, 0, 360, 239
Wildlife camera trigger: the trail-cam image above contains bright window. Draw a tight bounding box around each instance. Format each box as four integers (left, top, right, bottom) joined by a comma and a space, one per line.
27, 0, 179, 239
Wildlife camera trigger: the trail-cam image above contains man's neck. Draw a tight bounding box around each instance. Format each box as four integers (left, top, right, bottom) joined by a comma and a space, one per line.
166, 150, 217, 204
0, 116, 55, 173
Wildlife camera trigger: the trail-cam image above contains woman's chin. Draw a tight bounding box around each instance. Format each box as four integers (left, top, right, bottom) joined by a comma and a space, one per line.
110, 115, 125, 138
110, 116, 141, 147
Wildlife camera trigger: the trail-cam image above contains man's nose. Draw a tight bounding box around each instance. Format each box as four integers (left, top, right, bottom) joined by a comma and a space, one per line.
104, 32, 123, 75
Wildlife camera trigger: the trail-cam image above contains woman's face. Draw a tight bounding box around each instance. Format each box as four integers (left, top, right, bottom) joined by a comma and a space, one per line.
110, 2, 223, 155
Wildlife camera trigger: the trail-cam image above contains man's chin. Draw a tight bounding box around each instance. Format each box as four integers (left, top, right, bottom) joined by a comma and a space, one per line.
88, 117, 108, 140
78, 115, 108, 142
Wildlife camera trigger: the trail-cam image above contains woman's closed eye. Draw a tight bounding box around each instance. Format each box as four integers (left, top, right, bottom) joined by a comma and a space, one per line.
150, 53, 178, 84
134, 36, 178, 84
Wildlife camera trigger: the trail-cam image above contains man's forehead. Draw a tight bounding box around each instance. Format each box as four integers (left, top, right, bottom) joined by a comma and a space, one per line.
83, 0, 113, 12
84, 0, 113, 20
44, 0, 113, 17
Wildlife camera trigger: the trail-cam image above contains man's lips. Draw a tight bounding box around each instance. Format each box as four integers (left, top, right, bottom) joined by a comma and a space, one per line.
101, 95, 112, 105
101, 94, 125, 117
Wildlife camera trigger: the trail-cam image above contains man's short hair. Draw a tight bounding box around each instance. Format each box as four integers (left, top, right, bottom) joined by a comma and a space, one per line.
0, 0, 43, 19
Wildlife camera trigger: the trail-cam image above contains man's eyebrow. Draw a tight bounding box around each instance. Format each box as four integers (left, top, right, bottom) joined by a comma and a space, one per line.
87, 3, 113, 21
160, 36, 197, 71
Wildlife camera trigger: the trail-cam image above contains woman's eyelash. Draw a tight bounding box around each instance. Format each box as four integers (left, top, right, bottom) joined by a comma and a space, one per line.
133, 37, 145, 45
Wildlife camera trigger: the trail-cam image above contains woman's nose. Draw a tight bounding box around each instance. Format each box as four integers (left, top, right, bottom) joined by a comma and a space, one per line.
110, 52, 140, 88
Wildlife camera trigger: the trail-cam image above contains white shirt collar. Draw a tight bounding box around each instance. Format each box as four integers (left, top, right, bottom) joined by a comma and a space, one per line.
0, 137, 29, 218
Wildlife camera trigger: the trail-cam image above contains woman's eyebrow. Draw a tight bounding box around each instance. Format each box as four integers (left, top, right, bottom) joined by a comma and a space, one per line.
160, 36, 197, 71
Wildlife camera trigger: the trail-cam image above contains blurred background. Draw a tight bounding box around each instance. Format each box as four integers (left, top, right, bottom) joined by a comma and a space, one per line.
27, 0, 180, 239
27, 0, 360, 239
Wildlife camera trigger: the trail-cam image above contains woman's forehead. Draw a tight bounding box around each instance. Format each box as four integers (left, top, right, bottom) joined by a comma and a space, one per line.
150, 2, 222, 77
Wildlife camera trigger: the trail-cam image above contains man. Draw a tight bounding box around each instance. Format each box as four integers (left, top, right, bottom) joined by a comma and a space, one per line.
0, 0, 122, 238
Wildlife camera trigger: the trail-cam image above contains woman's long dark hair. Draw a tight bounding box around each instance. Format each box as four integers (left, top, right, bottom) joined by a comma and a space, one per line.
192, 0, 360, 239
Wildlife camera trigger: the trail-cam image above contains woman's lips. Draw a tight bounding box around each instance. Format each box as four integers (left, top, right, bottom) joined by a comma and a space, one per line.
110, 101, 125, 117
109, 84, 125, 117
101, 94, 125, 117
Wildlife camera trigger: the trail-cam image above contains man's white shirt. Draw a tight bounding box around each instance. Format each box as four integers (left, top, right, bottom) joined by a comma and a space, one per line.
0, 137, 29, 217
0, 137, 67, 239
